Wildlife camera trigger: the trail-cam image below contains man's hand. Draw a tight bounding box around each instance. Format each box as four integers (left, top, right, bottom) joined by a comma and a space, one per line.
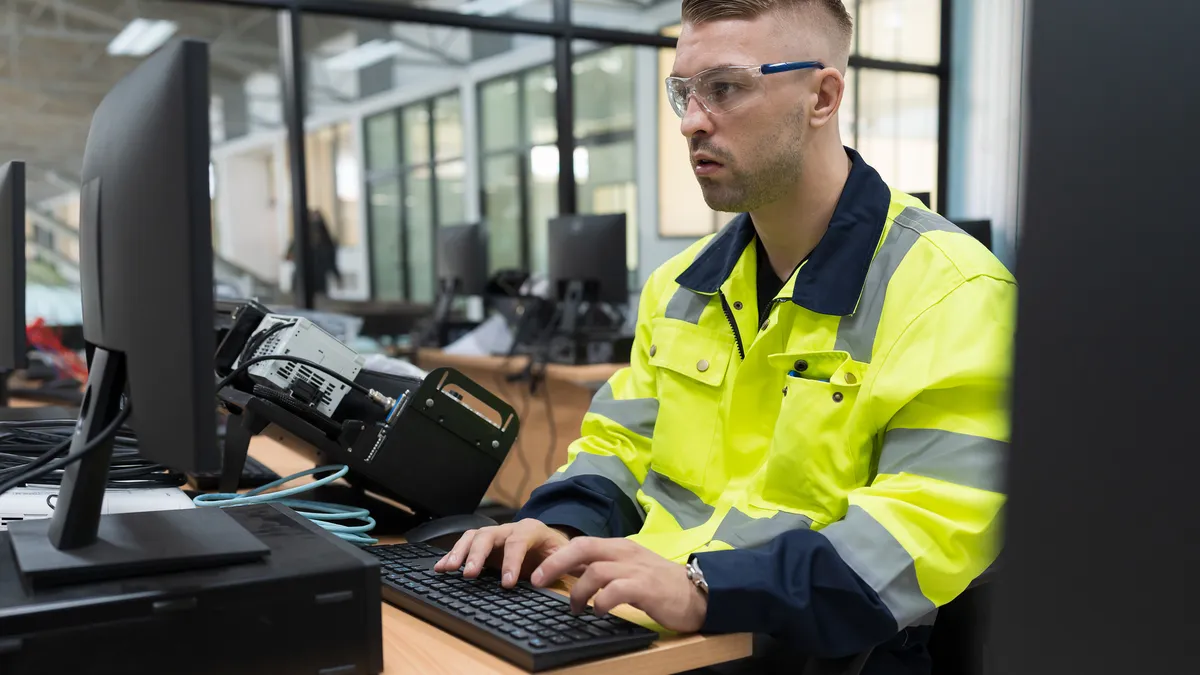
433, 518, 571, 588
531, 537, 707, 633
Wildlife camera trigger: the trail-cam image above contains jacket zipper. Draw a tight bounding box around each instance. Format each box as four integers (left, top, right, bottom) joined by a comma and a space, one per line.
760, 297, 783, 331
718, 291, 746, 360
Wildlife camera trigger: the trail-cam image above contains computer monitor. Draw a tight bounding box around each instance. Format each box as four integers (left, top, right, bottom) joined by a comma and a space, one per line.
547, 214, 628, 334
0, 161, 27, 406
438, 223, 489, 297
430, 223, 488, 339
6, 40, 267, 587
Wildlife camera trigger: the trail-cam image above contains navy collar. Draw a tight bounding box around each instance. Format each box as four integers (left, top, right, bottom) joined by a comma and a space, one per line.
674, 147, 891, 316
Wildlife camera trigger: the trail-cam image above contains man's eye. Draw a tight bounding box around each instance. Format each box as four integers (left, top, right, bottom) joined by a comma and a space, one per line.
709, 82, 739, 100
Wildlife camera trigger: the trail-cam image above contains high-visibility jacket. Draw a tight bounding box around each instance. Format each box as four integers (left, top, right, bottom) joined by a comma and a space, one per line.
517, 148, 1016, 660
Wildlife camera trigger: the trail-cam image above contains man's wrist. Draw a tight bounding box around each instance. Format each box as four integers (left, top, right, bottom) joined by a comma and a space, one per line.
550, 525, 583, 540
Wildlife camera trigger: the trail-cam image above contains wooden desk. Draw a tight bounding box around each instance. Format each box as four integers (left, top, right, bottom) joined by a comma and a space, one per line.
416, 350, 624, 508
249, 436, 753, 675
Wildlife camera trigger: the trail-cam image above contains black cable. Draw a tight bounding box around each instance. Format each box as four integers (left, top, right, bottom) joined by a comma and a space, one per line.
216, 354, 375, 399
0, 432, 71, 486
0, 404, 134, 496
236, 321, 296, 370
542, 377, 558, 478
491, 369, 533, 504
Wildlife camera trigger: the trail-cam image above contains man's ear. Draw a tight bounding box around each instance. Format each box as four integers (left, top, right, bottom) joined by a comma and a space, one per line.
809, 68, 845, 129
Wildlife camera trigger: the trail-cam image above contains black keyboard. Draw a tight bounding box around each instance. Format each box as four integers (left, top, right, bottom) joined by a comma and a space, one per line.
366, 543, 659, 671
188, 455, 281, 490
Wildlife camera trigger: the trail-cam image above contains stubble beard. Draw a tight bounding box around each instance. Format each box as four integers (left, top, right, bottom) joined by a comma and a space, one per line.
696, 108, 807, 213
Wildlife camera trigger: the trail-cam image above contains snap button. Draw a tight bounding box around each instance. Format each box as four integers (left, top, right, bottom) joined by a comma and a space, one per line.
649, 345, 657, 357
844, 372, 857, 385
697, 359, 710, 373
794, 359, 808, 372
733, 301, 744, 311
832, 392, 844, 403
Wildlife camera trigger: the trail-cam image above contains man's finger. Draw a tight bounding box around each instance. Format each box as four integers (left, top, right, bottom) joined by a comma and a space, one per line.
531, 537, 622, 587
434, 530, 477, 572
463, 528, 500, 578
592, 578, 642, 618
500, 534, 531, 588
568, 561, 628, 614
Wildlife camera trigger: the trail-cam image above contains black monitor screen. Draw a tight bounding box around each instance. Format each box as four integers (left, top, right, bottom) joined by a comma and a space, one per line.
437, 223, 489, 296
546, 214, 628, 305
78, 40, 215, 474
0, 161, 26, 372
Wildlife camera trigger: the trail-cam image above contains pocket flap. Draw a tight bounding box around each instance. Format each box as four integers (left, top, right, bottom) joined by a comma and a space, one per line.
649, 318, 733, 388
768, 351, 865, 387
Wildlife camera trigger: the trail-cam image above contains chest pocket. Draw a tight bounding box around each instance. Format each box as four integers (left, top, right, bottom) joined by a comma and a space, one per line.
647, 317, 734, 491
755, 351, 869, 522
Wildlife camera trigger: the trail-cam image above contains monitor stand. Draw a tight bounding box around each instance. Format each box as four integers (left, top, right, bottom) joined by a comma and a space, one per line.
430, 278, 460, 345
557, 280, 609, 336
5, 347, 269, 589
0, 368, 10, 406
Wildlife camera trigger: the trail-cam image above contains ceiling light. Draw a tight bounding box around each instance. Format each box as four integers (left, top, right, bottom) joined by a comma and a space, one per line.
325, 40, 404, 72
107, 18, 178, 57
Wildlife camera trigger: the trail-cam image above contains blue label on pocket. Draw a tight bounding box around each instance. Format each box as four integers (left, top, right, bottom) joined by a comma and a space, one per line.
787, 370, 828, 382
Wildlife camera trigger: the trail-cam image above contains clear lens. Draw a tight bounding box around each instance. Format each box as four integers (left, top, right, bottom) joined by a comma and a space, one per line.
696, 68, 761, 112
665, 67, 764, 118
665, 78, 690, 117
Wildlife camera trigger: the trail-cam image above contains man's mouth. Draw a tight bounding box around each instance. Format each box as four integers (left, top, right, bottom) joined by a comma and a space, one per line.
693, 155, 725, 175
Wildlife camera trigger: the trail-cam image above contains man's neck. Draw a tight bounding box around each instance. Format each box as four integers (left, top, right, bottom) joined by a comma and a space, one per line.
750, 141, 852, 281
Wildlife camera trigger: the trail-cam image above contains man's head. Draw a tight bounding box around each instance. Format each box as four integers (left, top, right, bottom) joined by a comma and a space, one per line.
672, 0, 852, 212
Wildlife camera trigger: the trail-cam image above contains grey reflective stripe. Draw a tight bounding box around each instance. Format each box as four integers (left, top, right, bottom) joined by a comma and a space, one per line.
712, 508, 813, 548
641, 471, 715, 530
587, 382, 658, 439
878, 428, 1007, 493
664, 287, 710, 324
820, 505, 936, 630
546, 452, 645, 520
912, 608, 939, 627
834, 207, 963, 363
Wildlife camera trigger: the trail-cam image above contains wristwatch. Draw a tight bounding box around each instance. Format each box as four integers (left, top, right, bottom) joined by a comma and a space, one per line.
685, 559, 709, 595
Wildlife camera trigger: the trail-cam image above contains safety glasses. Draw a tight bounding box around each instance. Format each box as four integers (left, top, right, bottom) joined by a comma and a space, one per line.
664, 60, 826, 118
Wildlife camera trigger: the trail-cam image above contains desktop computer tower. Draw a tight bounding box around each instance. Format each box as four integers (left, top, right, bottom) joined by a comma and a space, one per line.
0, 504, 384, 675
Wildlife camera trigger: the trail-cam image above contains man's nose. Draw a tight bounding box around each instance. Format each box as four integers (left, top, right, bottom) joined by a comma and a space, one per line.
679, 95, 713, 138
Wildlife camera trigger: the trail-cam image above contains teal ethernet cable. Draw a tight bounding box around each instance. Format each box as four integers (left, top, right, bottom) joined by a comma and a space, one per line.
193, 464, 378, 545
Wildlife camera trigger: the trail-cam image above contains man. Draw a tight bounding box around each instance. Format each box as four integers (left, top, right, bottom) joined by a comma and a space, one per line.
436, 0, 1015, 671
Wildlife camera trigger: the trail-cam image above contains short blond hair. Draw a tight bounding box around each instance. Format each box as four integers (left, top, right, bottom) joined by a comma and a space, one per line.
681, 0, 853, 61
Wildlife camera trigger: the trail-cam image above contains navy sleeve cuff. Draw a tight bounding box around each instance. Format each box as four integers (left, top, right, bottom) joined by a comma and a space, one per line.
516, 475, 644, 539
693, 527, 899, 659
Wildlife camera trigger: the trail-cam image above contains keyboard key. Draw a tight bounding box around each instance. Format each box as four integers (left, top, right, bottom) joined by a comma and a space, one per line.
514, 619, 535, 628
582, 626, 607, 637
459, 607, 476, 616
564, 630, 591, 641
550, 636, 572, 646
515, 608, 535, 616
538, 618, 559, 627
528, 638, 547, 649
510, 630, 529, 640
580, 614, 602, 623
534, 628, 558, 639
